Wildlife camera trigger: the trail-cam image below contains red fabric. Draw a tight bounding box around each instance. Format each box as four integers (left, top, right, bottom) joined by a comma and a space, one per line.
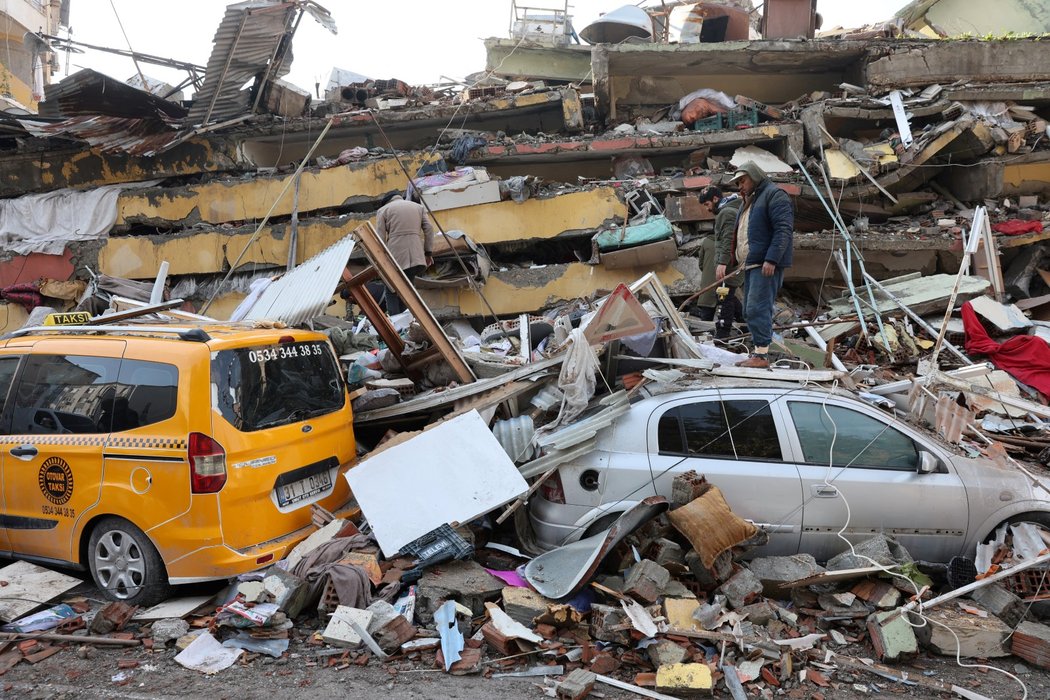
991, 220, 1043, 235
961, 301, 1050, 399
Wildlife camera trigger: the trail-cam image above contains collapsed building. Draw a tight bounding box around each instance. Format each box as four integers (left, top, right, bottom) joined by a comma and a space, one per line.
4, 0, 1050, 696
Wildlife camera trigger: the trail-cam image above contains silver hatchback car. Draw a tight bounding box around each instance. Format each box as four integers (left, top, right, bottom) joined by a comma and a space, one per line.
529, 380, 1050, 563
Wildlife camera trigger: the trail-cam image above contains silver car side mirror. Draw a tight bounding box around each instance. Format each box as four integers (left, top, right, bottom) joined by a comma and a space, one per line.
917, 451, 940, 474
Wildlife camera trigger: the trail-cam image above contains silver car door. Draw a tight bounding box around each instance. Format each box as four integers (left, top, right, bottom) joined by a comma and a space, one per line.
645, 393, 804, 555
783, 397, 968, 563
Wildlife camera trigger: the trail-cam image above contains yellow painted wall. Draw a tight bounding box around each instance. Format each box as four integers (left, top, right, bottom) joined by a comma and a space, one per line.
115, 155, 434, 226
101, 187, 622, 279
434, 188, 622, 244
99, 218, 367, 279
1003, 161, 1050, 195
0, 62, 35, 108
421, 261, 691, 317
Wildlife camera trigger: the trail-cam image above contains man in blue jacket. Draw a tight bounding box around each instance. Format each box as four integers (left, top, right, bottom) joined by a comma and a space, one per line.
726, 161, 793, 368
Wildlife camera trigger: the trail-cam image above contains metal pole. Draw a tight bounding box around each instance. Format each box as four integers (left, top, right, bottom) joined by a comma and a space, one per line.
789, 147, 871, 341
862, 270, 970, 364
930, 206, 985, 367
902, 550, 1050, 614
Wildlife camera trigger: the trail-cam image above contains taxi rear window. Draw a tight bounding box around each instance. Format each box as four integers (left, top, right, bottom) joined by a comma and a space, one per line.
211, 340, 345, 432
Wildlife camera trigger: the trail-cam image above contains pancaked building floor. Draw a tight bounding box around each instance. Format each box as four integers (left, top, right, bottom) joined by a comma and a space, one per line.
3, 0, 1050, 697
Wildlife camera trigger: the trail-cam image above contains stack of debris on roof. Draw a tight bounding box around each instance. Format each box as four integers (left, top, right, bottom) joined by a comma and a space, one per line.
3, 0, 1050, 693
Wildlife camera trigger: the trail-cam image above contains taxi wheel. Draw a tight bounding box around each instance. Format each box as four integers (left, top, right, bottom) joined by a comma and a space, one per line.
88, 517, 170, 607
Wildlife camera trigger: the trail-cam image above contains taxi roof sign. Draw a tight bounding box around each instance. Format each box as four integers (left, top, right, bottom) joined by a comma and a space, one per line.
43, 312, 93, 326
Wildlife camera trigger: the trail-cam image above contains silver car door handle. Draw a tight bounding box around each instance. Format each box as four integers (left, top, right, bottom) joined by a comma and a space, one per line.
753, 523, 795, 533
811, 484, 839, 498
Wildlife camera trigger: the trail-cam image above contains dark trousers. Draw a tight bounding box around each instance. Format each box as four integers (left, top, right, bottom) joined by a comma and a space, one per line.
385, 265, 425, 315
742, 266, 784, 348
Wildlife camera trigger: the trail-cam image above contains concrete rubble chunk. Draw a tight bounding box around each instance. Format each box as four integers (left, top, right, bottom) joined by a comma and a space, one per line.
747, 555, 825, 598
590, 604, 630, 645
718, 567, 764, 610
150, 618, 190, 647
968, 584, 1026, 628
866, 610, 918, 662
557, 668, 597, 700
624, 559, 671, 604
648, 639, 688, 668
827, 535, 913, 572
416, 560, 504, 625
685, 549, 733, 590
502, 586, 551, 627
655, 662, 714, 696
663, 597, 701, 631
852, 579, 903, 610
913, 604, 1012, 658
737, 601, 778, 626
322, 606, 374, 648
1011, 621, 1050, 669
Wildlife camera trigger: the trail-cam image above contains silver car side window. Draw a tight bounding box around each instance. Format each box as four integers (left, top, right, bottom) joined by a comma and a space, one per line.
657, 399, 782, 461
787, 401, 918, 470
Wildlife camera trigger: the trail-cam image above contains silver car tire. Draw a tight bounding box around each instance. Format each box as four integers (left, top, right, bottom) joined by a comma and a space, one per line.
88, 517, 170, 607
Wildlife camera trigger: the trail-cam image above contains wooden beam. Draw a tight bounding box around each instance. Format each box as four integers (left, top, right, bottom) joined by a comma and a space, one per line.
352, 223, 476, 384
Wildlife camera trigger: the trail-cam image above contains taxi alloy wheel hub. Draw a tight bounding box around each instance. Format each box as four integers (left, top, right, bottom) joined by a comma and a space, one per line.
93, 529, 147, 599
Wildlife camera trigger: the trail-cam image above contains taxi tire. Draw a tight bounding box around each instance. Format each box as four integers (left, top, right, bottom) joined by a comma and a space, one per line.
88, 517, 170, 608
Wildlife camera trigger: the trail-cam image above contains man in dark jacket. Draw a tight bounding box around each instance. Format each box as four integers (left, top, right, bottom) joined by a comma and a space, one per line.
697, 185, 742, 338
727, 161, 793, 368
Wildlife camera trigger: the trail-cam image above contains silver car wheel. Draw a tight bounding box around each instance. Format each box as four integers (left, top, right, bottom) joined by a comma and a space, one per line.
92, 528, 147, 600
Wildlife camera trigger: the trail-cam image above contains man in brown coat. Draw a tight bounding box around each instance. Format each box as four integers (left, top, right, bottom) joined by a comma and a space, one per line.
375, 192, 435, 314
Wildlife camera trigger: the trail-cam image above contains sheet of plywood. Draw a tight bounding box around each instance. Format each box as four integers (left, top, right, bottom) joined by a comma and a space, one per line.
0, 561, 81, 622
133, 595, 214, 621
346, 410, 528, 557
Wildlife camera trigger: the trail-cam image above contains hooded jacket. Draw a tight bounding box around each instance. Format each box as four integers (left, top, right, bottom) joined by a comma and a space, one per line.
730, 162, 794, 269
713, 194, 743, 286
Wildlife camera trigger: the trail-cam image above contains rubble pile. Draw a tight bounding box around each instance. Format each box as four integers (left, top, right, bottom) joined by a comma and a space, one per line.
4, 0, 1050, 695
3, 486, 1050, 698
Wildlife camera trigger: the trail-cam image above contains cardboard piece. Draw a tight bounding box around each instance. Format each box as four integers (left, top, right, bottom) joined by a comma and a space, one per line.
601, 239, 678, 270
346, 410, 528, 556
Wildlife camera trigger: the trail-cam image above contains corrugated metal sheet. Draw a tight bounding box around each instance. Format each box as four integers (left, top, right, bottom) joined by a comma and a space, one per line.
186, 0, 298, 126
38, 69, 187, 120
241, 233, 355, 326
22, 115, 183, 156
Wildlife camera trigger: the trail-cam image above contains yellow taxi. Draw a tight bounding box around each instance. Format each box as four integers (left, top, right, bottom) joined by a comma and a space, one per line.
0, 318, 356, 605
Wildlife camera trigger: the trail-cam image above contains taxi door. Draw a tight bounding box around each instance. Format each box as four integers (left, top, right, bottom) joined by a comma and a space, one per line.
0, 352, 24, 554
2, 341, 124, 564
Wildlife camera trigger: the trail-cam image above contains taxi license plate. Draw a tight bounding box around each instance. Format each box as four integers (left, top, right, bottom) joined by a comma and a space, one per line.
276, 469, 332, 506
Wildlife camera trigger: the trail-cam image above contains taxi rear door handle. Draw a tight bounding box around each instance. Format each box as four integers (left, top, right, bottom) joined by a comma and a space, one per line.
10, 445, 38, 459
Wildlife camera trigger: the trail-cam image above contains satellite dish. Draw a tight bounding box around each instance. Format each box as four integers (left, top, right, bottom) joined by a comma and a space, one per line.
579, 6, 653, 45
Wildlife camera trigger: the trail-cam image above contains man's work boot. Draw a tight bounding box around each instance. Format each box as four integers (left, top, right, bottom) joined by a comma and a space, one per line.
737, 353, 770, 369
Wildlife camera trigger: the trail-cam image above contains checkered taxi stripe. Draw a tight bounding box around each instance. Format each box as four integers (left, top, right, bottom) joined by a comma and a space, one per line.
0, 435, 187, 449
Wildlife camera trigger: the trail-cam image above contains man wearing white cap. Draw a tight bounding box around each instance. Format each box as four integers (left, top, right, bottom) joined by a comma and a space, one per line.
726, 161, 794, 368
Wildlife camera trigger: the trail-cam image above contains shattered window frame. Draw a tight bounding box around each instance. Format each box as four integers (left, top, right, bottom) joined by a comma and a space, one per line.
787, 401, 919, 471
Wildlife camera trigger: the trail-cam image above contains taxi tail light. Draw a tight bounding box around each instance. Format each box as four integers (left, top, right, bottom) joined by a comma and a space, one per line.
540, 471, 566, 504
189, 432, 227, 493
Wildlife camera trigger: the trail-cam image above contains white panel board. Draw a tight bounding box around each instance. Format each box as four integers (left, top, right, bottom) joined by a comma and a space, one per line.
346, 410, 528, 556
0, 560, 81, 622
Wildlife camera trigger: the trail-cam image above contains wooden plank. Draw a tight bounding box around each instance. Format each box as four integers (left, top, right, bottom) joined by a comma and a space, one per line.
0, 561, 80, 622
353, 222, 475, 384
